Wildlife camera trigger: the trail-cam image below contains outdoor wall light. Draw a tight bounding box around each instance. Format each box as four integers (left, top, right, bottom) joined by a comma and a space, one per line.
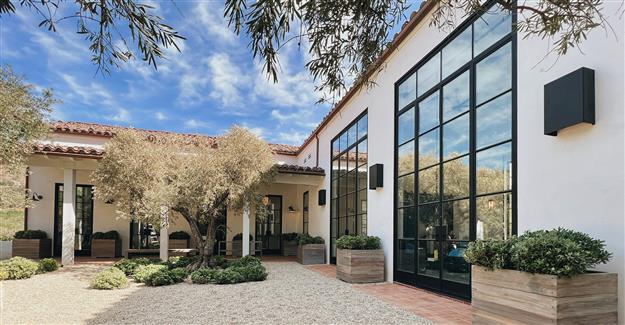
288, 206, 296, 213
31, 192, 43, 201
318, 189, 326, 206
544, 67, 595, 136
369, 164, 383, 189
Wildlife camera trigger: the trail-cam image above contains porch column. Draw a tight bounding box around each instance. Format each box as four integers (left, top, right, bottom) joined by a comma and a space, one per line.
242, 204, 250, 257
159, 206, 169, 261
62, 169, 76, 266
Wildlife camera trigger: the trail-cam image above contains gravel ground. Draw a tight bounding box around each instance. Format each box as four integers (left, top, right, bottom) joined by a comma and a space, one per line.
1, 261, 433, 324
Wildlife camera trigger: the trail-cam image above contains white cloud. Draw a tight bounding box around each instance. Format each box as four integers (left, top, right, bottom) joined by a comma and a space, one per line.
110, 108, 131, 123
275, 131, 309, 145
184, 119, 212, 129
207, 53, 249, 107
155, 112, 167, 121
195, 2, 238, 44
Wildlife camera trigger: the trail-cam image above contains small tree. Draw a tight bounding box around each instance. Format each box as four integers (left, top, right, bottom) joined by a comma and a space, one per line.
92, 127, 275, 268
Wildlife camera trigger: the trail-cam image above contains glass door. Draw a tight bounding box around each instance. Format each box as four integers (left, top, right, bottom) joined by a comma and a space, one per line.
53, 184, 94, 256
256, 195, 282, 254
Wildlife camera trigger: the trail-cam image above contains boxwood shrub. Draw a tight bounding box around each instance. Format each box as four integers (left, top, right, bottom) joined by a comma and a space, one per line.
144, 268, 188, 286
166, 256, 200, 269
230, 264, 267, 282
190, 257, 267, 284
169, 231, 191, 240
0, 257, 40, 279
213, 268, 245, 284
297, 233, 324, 245
465, 228, 611, 277
92, 231, 120, 240
38, 258, 60, 272
14, 230, 47, 239
92, 267, 128, 289
336, 235, 382, 250
232, 233, 254, 241
114, 257, 155, 276
190, 268, 219, 284
133, 264, 167, 283
281, 232, 299, 241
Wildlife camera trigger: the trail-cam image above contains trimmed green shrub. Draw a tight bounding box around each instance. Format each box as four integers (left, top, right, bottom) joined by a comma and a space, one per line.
91, 267, 128, 289
190, 268, 219, 284
166, 256, 199, 269
114, 257, 154, 275
297, 233, 324, 245
169, 231, 190, 239
92, 231, 120, 240
232, 233, 254, 241
336, 235, 382, 250
281, 232, 299, 241
465, 239, 515, 270
213, 268, 244, 284
133, 264, 167, 283
169, 267, 189, 282
213, 255, 228, 268
0, 257, 39, 279
229, 255, 261, 268
231, 264, 267, 282
38, 258, 59, 272
145, 269, 176, 286
14, 230, 47, 239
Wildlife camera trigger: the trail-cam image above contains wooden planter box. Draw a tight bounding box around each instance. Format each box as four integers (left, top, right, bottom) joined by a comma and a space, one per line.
91, 239, 122, 258
169, 239, 189, 249
472, 265, 618, 324
12, 239, 51, 259
282, 240, 297, 256
337, 249, 384, 283
297, 244, 325, 265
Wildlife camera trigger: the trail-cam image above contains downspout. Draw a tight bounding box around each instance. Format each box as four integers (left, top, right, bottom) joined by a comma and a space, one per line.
24, 167, 29, 230
315, 133, 320, 167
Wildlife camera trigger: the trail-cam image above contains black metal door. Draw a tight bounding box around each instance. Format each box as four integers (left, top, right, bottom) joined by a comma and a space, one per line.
255, 195, 282, 254
53, 184, 94, 256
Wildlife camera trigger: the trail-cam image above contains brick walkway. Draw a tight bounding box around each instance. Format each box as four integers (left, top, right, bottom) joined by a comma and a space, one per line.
306, 264, 471, 325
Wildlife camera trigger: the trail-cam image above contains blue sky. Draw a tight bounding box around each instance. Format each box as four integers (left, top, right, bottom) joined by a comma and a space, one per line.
1, 1, 418, 145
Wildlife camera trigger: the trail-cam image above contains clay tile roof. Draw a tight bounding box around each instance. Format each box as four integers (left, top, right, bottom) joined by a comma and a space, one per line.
34, 144, 105, 158
275, 164, 325, 176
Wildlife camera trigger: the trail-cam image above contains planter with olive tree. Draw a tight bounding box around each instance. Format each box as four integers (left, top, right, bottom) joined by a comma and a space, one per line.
296, 234, 325, 265
232, 233, 254, 257
281, 233, 299, 256
468, 228, 617, 325
92, 231, 122, 258
169, 231, 191, 249
12, 230, 51, 259
336, 235, 384, 283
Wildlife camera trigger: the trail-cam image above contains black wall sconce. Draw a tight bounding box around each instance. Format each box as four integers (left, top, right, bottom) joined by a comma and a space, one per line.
318, 189, 326, 206
369, 164, 383, 189
31, 192, 43, 201
544, 67, 595, 136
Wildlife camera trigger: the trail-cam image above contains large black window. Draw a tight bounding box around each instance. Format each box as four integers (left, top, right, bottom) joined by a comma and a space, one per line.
330, 112, 368, 263
394, 3, 515, 299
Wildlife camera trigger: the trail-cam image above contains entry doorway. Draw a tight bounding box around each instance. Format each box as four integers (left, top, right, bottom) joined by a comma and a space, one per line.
53, 184, 94, 256
255, 195, 282, 254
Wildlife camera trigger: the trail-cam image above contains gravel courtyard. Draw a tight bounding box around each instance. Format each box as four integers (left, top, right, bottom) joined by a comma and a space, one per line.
1, 261, 433, 324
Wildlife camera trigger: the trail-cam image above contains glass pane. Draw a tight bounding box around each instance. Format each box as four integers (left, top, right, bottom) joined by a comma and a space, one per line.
339, 196, 346, 217
347, 125, 357, 147
357, 189, 367, 214
332, 140, 339, 158
398, 207, 416, 239
357, 166, 367, 190
339, 132, 347, 152
398, 73, 416, 108
474, 6, 512, 55
339, 153, 348, 176
358, 114, 368, 139
331, 179, 338, 198
442, 199, 470, 241
397, 173, 415, 207
418, 129, 439, 169
332, 159, 339, 180
442, 28, 472, 78
419, 91, 439, 133
339, 176, 346, 196
443, 71, 470, 121
331, 213, 337, 237
418, 53, 441, 96
346, 215, 355, 235
476, 92, 512, 149
398, 107, 415, 144
348, 147, 356, 171
418, 203, 439, 240
417, 240, 440, 278
443, 156, 470, 200
331, 199, 338, 218
346, 170, 356, 194
346, 193, 355, 216
357, 139, 367, 167
339, 217, 347, 237
418, 166, 439, 203
397, 239, 415, 273
476, 142, 512, 194
477, 193, 513, 240
443, 113, 469, 160
359, 214, 367, 235
442, 241, 470, 284
476, 42, 511, 105
398, 140, 415, 176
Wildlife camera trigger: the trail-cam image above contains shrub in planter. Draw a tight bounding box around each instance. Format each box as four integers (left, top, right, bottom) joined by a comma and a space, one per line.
14, 230, 47, 239
12, 230, 51, 259
132, 264, 167, 283
296, 234, 325, 265
190, 268, 219, 284
91, 231, 122, 258
114, 257, 154, 276
169, 231, 191, 249
336, 235, 384, 283
91, 267, 128, 290
38, 258, 59, 272
0, 256, 40, 279
231, 233, 255, 257
281, 232, 299, 256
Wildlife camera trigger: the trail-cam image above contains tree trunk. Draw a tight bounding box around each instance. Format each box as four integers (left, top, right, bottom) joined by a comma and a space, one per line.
172, 206, 219, 270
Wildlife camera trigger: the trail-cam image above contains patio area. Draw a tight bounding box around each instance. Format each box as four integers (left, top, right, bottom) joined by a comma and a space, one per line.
0, 258, 473, 324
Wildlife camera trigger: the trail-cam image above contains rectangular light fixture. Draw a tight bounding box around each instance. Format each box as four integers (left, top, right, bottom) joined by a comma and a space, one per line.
369, 164, 383, 189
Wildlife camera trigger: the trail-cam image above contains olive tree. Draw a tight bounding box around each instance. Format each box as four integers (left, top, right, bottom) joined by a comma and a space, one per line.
92, 127, 275, 268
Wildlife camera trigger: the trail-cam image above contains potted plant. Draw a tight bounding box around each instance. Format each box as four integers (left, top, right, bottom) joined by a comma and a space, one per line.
467, 228, 617, 324
232, 233, 254, 257
12, 230, 51, 259
0, 235, 12, 260
91, 231, 122, 258
281, 233, 299, 256
336, 235, 384, 283
296, 234, 325, 265
169, 231, 190, 249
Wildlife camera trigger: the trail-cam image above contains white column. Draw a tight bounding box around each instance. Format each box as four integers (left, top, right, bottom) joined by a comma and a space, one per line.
160, 206, 169, 261
62, 169, 76, 266
242, 204, 250, 257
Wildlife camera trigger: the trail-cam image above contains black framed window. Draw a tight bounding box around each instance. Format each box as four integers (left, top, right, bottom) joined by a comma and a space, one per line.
303, 191, 309, 234
53, 184, 94, 256
330, 111, 368, 263
394, 2, 515, 299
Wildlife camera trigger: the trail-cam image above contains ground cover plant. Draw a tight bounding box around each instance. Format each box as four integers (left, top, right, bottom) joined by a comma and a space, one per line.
190, 255, 267, 285
92, 267, 128, 290
0, 256, 59, 281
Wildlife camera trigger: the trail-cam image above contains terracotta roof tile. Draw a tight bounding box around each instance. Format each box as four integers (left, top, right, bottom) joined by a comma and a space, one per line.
275, 164, 325, 176
34, 144, 105, 158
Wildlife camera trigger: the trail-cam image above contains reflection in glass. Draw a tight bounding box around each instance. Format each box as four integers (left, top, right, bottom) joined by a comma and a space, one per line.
359, 214, 367, 235
357, 114, 368, 139
418, 129, 439, 169
477, 193, 512, 240
338, 217, 346, 237
332, 140, 340, 158
418, 166, 439, 203
443, 156, 470, 200
398, 207, 416, 239
398, 141, 415, 176
476, 92, 512, 149
339, 196, 346, 217
398, 73, 417, 109
419, 92, 440, 133
339, 153, 348, 176
357, 189, 367, 214
418, 53, 441, 96
331, 215, 337, 238
339, 132, 347, 153
473, 6, 511, 55
443, 71, 470, 121
331, 179, 338, 198
397, 239, 415, 273
398, 107, 415, 144
476, 142, 512, 194
443, 113, 469, 160
357, 165, 367, 190
398, 173, 415, 207
357, 139, 367, 166
418, 240, 440, 278
476, 43, 511, 105
442, 28, 472, 78
346, 170, 356, 194
442, 199, 470, 241
418, 203, 439, 240
442, 241, 470, 284
347, 125, 357, 147
348, 147, 356, 171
